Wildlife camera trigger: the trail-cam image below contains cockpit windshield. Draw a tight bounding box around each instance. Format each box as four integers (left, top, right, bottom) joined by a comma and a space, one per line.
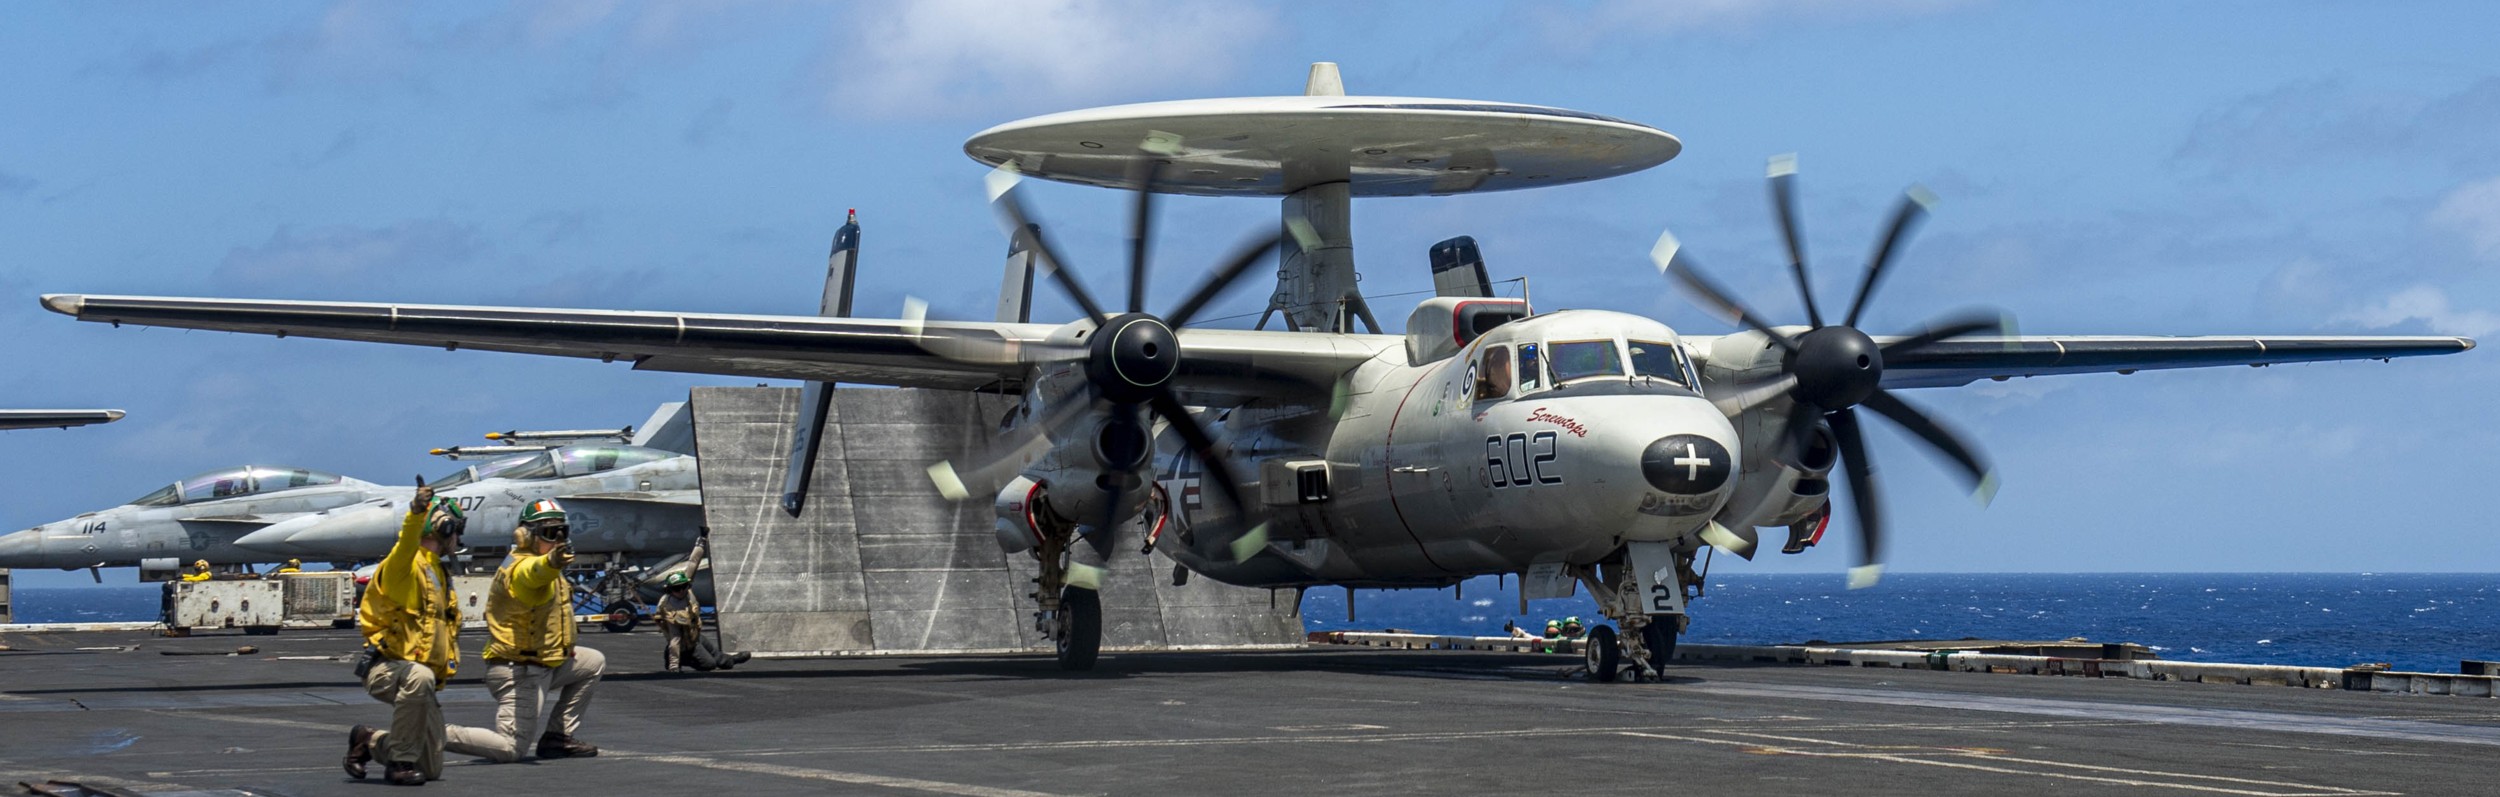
1627, 340, 1695, 388
1547, 340, 1624, 383
473, 452, 560, 482
428, 466, 480, 490
554, 446, 676, 477
129, 483, 179, 507
148, 466, 346, 505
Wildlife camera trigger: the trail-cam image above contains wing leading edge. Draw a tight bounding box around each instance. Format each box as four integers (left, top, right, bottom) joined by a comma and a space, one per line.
1875, 335, 2475, 388
0, 409, 125, 431
40, 294, 1388, 406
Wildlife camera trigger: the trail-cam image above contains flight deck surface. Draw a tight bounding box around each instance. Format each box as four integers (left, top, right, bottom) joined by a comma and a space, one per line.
2, 628, 2493, 796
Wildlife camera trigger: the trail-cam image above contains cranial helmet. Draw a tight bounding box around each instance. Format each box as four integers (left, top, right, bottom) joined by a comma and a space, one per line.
425, 497, 467, 538
193, 559, 209, 569
519, 499, 567, 526
664, 571, 691, 588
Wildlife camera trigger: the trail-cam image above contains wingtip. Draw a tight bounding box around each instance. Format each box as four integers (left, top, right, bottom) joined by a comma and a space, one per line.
40, 294, 84, 316
2460, 337, 2478, 352
101, 409, 126, 422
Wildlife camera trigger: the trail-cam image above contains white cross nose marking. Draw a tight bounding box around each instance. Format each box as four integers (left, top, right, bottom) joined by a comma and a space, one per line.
1673, 443, 1711, 481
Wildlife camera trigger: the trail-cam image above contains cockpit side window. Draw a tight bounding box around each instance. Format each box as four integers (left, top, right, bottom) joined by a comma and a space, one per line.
129, 483, 180, 507
1516, 343, 1543, 393
1627, 340, 1695, 388
1472, 345, 1514, 401
1548, 340, 1624, 383
556, 447, 626, 477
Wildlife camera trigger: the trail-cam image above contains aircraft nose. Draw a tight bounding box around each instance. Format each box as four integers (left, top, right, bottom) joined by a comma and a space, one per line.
0, 530, 36, 565
1640, 434, 1734, 496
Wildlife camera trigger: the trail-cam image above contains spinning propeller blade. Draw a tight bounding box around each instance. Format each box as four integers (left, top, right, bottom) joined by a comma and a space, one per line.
1656, 159, 2009, 587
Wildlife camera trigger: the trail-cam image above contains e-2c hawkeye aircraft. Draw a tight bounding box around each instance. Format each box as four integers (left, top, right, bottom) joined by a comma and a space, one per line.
38, 65, 2474, 679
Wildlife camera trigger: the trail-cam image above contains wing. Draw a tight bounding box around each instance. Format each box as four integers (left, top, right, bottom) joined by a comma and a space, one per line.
1871, 335, 2476, 388
0, 409, 125, 431
42, 295, 1391, 406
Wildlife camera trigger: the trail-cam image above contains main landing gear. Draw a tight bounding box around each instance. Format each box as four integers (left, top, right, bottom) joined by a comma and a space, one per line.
1028, 517, 1106, 671
1575, 541, 1693, 683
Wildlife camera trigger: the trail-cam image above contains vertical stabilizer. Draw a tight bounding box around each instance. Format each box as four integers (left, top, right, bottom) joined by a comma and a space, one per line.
996, 223, 1039, 324
1429, 236, 1494, 298
782, 210, 862, 515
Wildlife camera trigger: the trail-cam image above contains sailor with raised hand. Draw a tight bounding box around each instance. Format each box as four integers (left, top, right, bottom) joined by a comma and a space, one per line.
446, 498, 606, 762
344, 482, 493, 786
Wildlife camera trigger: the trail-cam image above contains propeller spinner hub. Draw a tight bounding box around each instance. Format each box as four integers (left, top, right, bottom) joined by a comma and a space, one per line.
1087, 313, 1180, 405
1789, 326, 1883, 410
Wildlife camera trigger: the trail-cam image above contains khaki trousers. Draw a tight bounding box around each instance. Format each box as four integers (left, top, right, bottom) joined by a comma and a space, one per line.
362, 659, 491, 780
444, 647, 605, 762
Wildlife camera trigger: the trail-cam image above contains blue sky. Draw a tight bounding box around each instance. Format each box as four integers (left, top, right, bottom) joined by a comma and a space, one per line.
4, 1, 2494, 589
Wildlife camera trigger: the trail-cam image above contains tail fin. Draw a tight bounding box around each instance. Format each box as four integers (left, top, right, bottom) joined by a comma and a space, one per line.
782, 210, 862, 515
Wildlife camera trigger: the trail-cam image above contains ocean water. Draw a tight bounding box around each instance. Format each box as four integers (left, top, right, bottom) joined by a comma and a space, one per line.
15, 574, 2496, 672
1301, 573, 2499, 674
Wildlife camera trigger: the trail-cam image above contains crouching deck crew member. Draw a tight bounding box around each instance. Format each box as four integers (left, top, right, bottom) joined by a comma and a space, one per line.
449, 498, 605, 761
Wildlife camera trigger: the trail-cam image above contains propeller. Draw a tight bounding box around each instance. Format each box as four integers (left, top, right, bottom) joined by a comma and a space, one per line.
923, 142, 1284, 564
1652, 155, 2011, 588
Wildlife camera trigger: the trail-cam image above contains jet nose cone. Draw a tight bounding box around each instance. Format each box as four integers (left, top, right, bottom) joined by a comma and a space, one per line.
284, 504, 403, 559
0, 529, 38, 565
1641, 434, 1734, 495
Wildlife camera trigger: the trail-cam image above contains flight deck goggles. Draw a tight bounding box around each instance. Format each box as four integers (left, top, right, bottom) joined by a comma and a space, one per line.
425, 498, 468, 538
527, 519, 570, 542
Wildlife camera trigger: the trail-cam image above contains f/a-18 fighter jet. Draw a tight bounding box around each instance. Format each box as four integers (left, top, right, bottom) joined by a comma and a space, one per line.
0, 409, 125, 430
232, 443, 699, 562
0, 465, 389, 578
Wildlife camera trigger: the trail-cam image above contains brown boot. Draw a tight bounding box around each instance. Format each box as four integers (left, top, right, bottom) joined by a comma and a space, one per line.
536, 732, 599, 759
384, 760, 426, 786
343, 724, 374, 780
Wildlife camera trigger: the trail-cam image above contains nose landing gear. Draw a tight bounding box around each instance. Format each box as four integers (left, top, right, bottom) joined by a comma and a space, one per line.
1577, 540, 1693, 683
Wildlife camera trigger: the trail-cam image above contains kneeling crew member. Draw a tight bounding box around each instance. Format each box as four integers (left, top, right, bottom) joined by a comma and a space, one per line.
344, 486, 497, 786
449, 498, 605, 761
657, 571, 749, 673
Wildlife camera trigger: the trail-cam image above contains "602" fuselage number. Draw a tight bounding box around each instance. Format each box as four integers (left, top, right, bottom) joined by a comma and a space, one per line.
1486, 431, 1562, 488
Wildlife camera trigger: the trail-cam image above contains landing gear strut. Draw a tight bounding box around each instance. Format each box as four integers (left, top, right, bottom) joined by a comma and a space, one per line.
1028, 516, 1105, 671
1576, 540, 1693, 683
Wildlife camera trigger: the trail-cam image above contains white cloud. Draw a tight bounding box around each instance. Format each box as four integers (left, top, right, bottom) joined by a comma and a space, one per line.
2431, 175, 2500, 260
823, 0, 1277, 119
2329, 285, 2500, 338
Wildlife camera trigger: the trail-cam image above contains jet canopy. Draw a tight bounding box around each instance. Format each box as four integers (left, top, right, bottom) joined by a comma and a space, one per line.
428, 445, 678, 489
127, 466, 345, 506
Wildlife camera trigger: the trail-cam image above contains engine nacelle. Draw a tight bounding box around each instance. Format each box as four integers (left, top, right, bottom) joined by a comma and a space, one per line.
993, 476, 1044, 554
1715, 412, 1839, 531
